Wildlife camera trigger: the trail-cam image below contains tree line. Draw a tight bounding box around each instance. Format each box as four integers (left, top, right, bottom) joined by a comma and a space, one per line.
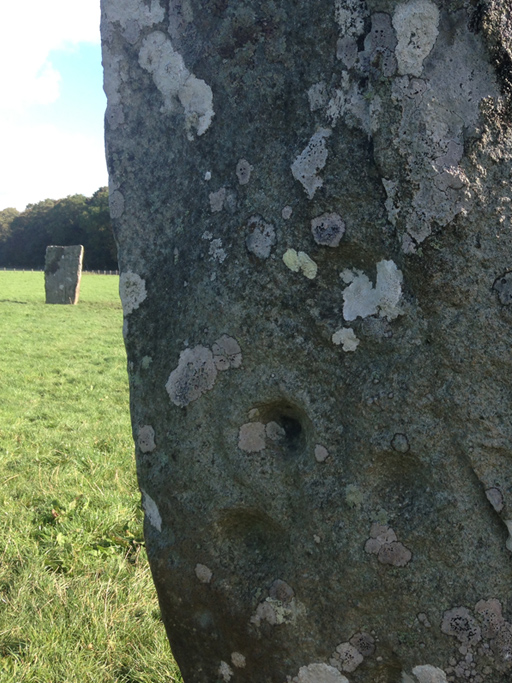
0, 187, 118, 270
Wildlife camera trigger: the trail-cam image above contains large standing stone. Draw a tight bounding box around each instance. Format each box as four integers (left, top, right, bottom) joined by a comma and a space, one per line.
44, 245, 84, 305
102, 1, 512, 681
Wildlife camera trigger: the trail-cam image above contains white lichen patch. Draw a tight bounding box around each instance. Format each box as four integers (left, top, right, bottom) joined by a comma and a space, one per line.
195, 563, 213, 584
218, 661, 233, 682
141, 490, 162, 532
138, 31, 214, 138
138, 425, 156, 453
141, 355, 153, 369
283, 250, 318, 279
119, 271, 147, 315
330, 642, 364, 673
314, 444, 329, 463
238, 422, 266, 453
291, 128, 332, 199
292, 663, 350, 683
505, 520, 512, 552
392, 0, 439, 77
231, 652, 246, 668
411, 664, 448, 683
334, 0, 368, 39
365, 523, 412, 567
209, 187, 226, 212
104, 0, 165, 30
282, 206, 293, 220
332, 327, 359, 352
311, 213, 346, 247
236, 159, 253, 185
342, 260, 403, 321
212, 335, 242, 371
246, 216, 276, 260
166, 345, 217, 407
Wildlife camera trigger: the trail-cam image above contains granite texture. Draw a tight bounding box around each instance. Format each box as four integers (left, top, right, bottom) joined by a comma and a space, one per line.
102, 1, 512, 681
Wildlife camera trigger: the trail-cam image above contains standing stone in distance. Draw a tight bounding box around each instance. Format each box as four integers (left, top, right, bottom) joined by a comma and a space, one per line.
102, 1, 512, 681
44, 245, 84, 305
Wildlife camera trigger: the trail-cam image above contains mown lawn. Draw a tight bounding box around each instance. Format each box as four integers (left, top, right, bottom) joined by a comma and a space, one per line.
0, 272, 181, 683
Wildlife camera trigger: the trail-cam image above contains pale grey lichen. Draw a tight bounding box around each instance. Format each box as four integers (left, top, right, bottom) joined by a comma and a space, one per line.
238, 422, 266, 452
474, 599, 505, 639
119, 271, 147, 315
291, 128, 332, 199
332, 327, 359, 352
246, 216, 276, 259
292, 663, 350, 683
505, 520, 512, 552
311, 213, 345, 247
218, 661, 233, 682
266, 421, 286, 442
330, 642, 363, 673
236, 159, 253, 185
441, 606, 482, 645
231, 652, 246, 668
104, 0, 165, 30
485, 487, 504, 513
138, 31, 214, 138
410, 665, 448, 683
392, 0, 439, 77
365, 523, 412, 567
251, 590, 305, 628
385, 16, 498, 252
195, 563, 213, 584
212, 335, 242, 371
209, 187, 226, 213
141, 490, 162, 532
138, 425, 156, 453
166, 345, 218, 407
314, 444, 329, 463
349, 632, 375, 657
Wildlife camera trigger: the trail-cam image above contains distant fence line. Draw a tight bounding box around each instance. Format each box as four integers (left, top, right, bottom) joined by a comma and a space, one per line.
1, 268, 119, 275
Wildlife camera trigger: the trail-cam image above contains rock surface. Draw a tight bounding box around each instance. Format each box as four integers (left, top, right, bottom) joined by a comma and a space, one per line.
44, 245, 84, 305
101, 1, 512, 681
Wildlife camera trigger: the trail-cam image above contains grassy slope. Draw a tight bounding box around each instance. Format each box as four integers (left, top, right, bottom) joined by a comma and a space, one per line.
0, 272, 181, 683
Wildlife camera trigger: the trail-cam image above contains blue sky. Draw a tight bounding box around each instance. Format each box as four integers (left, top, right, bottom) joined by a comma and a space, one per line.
0, 1, 108, 211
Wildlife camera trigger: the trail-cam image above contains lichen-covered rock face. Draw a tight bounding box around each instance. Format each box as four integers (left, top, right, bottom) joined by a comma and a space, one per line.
101, 1, 512, 681
44, 245, 84, 305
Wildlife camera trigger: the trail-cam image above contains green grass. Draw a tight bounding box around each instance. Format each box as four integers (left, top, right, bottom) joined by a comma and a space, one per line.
0, 272, 181, 683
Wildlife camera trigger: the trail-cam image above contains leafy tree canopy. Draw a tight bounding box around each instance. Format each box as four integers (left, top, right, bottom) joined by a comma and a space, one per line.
0, 188, 117, 270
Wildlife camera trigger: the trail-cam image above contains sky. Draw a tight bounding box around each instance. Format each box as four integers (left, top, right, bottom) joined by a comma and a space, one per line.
0, 1, 108, 211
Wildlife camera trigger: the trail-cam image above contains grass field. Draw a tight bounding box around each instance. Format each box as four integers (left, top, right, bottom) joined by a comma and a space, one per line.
0, 272, 182, 682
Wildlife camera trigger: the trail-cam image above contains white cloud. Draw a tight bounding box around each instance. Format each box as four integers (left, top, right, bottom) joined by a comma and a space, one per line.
0, 122, 108, 210
0, 0, 101, 109
0, 0, 107, 209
